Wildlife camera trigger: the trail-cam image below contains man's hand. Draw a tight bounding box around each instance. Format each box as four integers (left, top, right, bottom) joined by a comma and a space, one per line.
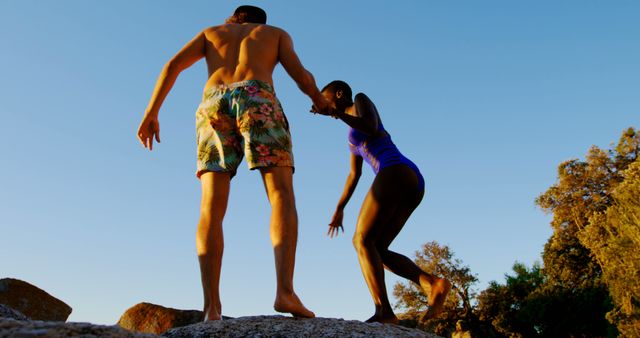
327, 209, 345, 238
137, 114, 161, 151
310, 105, 335, 117
310, 93, 336, 117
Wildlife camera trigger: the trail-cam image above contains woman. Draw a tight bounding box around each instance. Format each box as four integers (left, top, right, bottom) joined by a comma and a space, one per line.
318, 80, 451, 324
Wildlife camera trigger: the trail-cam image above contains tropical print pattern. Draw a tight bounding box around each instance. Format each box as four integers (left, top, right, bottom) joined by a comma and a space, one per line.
195, 80, 293, 178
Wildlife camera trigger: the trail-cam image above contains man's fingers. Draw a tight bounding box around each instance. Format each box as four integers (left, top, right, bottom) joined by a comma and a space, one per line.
149, 137, 154, 151
155, 129, 161, 143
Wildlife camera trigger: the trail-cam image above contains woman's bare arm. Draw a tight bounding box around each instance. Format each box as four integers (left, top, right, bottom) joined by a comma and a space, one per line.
328, 154, 363, 237
336, 93, 384, 137
336, 154, 363, 210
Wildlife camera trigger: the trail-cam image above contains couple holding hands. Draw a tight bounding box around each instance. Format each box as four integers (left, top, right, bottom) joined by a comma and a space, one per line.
137, 5, 450, 324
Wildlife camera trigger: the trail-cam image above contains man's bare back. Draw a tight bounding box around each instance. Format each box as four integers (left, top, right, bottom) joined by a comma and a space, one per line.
202, 23, 283, 89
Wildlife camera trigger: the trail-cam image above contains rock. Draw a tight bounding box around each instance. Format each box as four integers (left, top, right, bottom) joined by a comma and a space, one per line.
117, 302, 204, 334
0, 317, 158, 338
163, 315, 442, 338
0, 304, 28, 321
0, 278, 72, 321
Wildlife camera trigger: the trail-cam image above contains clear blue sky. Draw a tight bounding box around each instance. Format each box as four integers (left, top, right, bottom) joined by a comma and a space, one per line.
1, 0, 639, 324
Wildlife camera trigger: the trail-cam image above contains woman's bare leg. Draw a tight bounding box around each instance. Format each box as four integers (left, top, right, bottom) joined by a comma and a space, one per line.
352, 168, 405, 324
373, 166, 451, 320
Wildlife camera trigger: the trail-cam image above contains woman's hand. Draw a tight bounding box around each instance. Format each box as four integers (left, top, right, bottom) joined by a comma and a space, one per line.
310, 105, 338, 118
328, 209, 345, 238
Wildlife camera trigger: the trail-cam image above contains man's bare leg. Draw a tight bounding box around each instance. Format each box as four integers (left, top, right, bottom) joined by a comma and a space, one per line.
260, 167, 315, 318
196, 171, 231, 321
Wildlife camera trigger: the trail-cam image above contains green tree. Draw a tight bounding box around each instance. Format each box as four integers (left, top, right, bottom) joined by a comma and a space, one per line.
476, 262, 544, 337
393, 241, 483, 336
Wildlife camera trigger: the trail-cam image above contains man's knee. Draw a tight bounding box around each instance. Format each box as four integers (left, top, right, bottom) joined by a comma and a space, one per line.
260, 167, 295, 207
267, 188, 296, 209
196, 238, 224, 257
199, 201, 227, 223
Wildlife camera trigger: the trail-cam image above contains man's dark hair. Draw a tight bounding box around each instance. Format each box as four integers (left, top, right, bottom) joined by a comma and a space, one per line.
232, 5, 267, 24
322, 80, 353, 104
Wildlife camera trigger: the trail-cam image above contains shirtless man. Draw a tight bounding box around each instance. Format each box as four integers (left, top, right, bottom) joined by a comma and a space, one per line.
137, 5, 329, 320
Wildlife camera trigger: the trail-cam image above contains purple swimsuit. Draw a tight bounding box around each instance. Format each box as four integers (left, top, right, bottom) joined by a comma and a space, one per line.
348, 122, 425, 192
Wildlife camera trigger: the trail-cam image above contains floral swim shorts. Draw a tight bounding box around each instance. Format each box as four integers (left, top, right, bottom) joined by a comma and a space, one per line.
195, 80, 294, 178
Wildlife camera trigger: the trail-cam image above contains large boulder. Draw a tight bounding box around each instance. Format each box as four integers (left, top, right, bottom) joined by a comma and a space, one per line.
117, 302, 204, 334
163, 315, 442, 338
0, 304, 28, 321
0, 317, 158, 338
0, 278, 72, 321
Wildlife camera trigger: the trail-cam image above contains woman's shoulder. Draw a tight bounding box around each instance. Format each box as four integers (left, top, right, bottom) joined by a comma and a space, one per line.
354, 92, 371, 103
354, 93, 376, 116
354, 92, 382, 126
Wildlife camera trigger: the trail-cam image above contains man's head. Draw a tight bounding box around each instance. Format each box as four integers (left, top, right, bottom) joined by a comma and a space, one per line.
227, 5, 267, 24
321, 80, 353, 111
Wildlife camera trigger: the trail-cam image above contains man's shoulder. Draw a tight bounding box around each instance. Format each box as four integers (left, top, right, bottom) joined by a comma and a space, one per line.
255, 24, 288, 37
203, 23, 285, 31
202, 25, 223, 33
263, 24, 285, 32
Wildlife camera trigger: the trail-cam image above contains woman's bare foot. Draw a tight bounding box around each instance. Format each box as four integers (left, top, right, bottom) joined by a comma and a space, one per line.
203, 309, 222, 321
274, 292, 315, 318
365, 313, 399, 324
419, 274, 451, 320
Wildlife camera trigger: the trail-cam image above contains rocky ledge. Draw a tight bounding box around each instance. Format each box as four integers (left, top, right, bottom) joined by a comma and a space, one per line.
163, 315, 440, 338
1, 314, 441, 338
0, 317, 156, 338
0, 278, 441, 337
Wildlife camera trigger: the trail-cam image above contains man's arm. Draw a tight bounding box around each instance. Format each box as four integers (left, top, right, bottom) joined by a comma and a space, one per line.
138, 31, 206, 150
277, 30, 328, 111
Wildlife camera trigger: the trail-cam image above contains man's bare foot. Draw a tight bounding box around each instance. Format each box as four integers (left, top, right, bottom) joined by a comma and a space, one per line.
274, 292, 315, 318
365, 313, 399, 324
419, 275, 451, 320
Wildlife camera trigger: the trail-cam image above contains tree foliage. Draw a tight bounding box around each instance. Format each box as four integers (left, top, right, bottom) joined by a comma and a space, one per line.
580, 159, 640, 336
536, 128, 639, 287
393, 241, 480, 336
534, 127, 639, 335
476, 262, 544, 337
